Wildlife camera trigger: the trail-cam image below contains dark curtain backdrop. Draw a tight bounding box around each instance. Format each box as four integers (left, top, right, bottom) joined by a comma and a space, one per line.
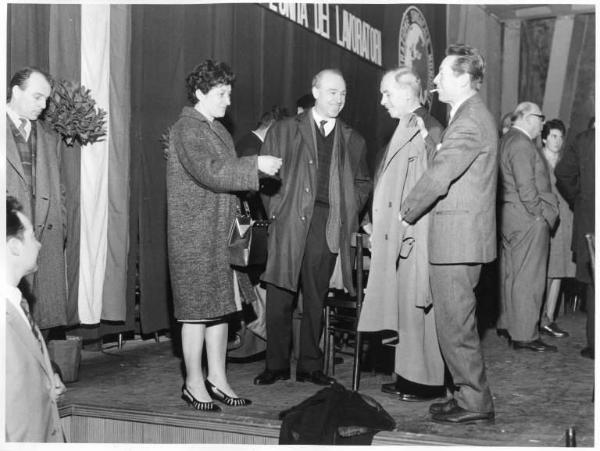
130, 3, 447, 328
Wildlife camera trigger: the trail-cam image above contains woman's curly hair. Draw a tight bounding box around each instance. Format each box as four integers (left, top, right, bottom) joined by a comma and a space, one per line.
185, 60, 235, 104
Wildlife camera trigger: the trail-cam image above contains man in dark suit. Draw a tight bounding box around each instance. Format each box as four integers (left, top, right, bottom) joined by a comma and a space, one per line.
254, 69, 372, 385
555, 125, 595, 359
399, 44, 497, 424
6, 67, 68, 332
497, 102, 559, 353
5, 196, 66, 442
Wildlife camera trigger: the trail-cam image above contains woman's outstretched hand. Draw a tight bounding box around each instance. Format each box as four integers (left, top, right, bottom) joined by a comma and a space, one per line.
258, 156, 282, 176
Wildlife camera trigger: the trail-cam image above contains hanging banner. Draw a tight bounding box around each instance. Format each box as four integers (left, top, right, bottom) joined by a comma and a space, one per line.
263, 2, 382, 66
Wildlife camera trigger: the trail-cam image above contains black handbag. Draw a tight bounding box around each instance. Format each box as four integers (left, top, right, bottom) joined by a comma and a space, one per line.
228, 200, 269, 267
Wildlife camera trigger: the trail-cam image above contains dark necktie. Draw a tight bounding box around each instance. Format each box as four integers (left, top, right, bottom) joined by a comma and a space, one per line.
18, 118, 28, 141
20, 298, 43, 348
319, 120, 328, 137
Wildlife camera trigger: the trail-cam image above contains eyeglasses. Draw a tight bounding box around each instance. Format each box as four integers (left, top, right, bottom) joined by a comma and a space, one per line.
529, 113, 546, 122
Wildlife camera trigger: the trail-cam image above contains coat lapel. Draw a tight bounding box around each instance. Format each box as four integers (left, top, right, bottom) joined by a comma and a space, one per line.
376, 124, 419, 184
33, 121, 52, 234
6, 115, 26, 183
211, 120, 236, 157
298, 111, 317, 163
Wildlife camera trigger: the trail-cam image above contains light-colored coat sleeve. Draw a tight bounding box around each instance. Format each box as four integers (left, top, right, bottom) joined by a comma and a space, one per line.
6, 303, 64, 442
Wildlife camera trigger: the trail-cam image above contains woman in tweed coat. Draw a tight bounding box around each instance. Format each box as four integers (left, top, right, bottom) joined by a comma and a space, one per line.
166, 60, 281, 411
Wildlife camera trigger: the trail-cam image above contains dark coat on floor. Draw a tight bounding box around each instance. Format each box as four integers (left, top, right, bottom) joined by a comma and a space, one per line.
166, 106, 259, 320
279, 383, 395, 445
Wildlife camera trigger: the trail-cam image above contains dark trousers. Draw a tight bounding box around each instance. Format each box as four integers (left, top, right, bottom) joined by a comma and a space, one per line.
266, 203, 337, 372
430, 263, 494, 413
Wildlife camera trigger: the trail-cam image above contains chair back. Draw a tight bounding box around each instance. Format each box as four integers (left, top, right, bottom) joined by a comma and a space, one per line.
585, 233, 595, 276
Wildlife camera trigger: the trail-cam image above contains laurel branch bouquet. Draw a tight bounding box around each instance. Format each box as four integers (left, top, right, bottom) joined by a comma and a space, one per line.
43, 80, 107, 147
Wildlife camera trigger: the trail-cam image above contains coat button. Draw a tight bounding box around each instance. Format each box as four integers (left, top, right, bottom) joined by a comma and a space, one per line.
388, 202, 392, 207
384, 234, 388, 240
301, 216, 306, 221
47, 224, 53, 230
308, 159, 314, 164
305, 187, 309, 193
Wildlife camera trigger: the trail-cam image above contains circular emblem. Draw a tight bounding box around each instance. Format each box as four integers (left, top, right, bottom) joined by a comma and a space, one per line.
398, 6, 435, 109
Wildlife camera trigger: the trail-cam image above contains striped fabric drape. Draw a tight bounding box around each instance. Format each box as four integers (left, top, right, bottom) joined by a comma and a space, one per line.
7, 4, 131, 326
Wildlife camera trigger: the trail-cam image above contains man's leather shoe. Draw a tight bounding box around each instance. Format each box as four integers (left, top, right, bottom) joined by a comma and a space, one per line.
581, 347, 594, 359
429, 398, 458, 415
253, 368, 290, 385
381, 382, 445, 401
431, 403, 494, 425
296, 370, 335, 385
512, 339, 557, 352
496, 328, 511, 343
540, 322, 569, 338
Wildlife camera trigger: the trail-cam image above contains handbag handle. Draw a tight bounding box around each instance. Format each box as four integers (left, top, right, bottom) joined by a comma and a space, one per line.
237, 197, 251, 217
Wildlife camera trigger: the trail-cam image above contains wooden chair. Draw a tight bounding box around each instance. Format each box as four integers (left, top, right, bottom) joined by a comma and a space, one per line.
323, 233, 370, 391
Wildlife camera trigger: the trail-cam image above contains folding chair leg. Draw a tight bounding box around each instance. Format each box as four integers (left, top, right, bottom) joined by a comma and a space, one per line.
352, 331, 361, 391
323, 306, 331, 375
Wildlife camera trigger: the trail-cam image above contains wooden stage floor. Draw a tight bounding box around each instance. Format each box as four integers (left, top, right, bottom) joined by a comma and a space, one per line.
59, 310, 595, 446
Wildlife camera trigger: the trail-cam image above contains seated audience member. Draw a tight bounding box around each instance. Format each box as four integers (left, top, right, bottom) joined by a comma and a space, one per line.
5, 196, 66, 442
555, 124, 595, 359
539, 119, 574, 338
236, 105, 288, 220
229, 106, 288, 360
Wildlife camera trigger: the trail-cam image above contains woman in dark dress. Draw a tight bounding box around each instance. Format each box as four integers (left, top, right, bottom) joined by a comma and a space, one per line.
166, 60, 281, 411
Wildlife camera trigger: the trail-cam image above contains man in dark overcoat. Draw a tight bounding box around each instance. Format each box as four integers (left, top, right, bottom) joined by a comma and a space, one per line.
254, 69, 372, 386
6, 67, 68, 331
555, 126, 595, 359
399, 44, 497, 424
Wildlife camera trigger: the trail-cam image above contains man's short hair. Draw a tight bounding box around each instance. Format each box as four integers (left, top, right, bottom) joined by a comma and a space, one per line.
385, 66, 422, 98
185, 60, 235, 104
296, 93, 315, 110
8, 66, 52, 102
446, 44, 485, 87
6, 196, 25, 240
258, 105, 288, 128
541, 119, 566, 141
511, 101, 538, 122
311, 68, 344, 88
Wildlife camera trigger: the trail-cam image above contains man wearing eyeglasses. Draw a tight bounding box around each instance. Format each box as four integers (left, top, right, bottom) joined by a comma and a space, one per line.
497, 101, 559, 353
